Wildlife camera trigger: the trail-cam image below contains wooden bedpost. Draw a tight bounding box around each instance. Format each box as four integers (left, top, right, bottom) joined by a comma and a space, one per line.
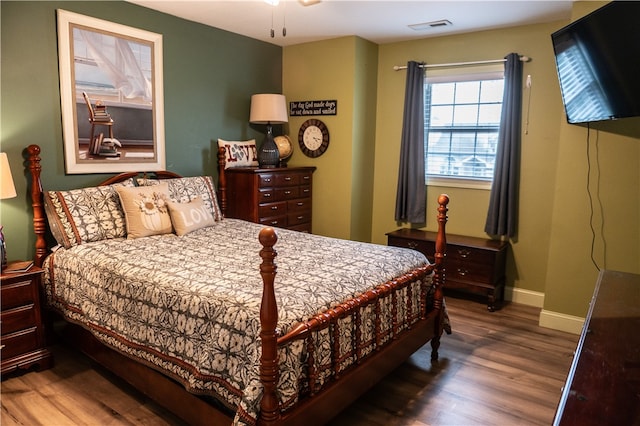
258, 227, 280, 425
430, 194, 449, 361
26, 145, 47, 267
217, 146, 227, 217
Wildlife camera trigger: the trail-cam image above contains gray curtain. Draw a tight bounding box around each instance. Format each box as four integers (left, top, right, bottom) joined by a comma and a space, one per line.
395, 61, 426, 223
485, 53, 523, 238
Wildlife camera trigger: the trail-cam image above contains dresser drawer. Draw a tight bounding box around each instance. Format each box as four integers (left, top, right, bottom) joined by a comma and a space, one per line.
274, 173, 300, 186
275, 186, 300, 200
1, 279, 36, 310
259, 201, 287, 217
1, 304, 37, 335
288, 211, 311, 226
288, 198, 311, 213
449, 244, 497, 265
258, 173, 276, 187
259, 215, 288, 227
386, 228, 509, 311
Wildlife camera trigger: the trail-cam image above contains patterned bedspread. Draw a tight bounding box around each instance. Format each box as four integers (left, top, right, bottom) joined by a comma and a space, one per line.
43, 219, 434, 424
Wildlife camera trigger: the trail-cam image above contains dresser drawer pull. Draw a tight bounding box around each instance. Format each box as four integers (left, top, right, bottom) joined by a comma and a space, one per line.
302, 175, 310, 180
297, 215, 304, 220
264, 193, 271, 198
457, 248, 471, 258
407, 242, 419, 249
297, 202, 304, 206
457, 268, 469, 276
284, 190, 292, 195
284, 176, 292, 181
271, 206, 279, 210
270, 220, 279, 225
302, 189, 310, 194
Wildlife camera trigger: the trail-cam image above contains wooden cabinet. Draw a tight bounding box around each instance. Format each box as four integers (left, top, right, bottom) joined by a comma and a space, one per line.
553, 270, 640, 426
1, 263, 53, 375
387, 229, 509, 311
224, 167, 316, 233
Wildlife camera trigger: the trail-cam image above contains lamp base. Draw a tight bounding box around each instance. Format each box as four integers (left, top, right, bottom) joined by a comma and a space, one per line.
258, 125, 280, 168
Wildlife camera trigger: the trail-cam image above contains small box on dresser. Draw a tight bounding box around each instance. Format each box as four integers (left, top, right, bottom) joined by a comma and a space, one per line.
387, 229, 509, 311
224, 166, 316, 233
1, 262, 53, 375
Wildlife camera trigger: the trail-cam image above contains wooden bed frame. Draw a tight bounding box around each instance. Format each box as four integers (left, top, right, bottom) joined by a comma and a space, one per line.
26, 144, 449, 425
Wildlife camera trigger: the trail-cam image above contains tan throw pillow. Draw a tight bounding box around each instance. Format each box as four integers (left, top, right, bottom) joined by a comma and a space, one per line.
218, 138, 258, 169
167, 196, 215, 236
116, 184, 173, 238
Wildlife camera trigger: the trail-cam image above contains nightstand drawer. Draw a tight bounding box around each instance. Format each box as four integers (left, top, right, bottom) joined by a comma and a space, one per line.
1, 304, 37, 335
1, 327, 39, 359
1, 279, 36, 310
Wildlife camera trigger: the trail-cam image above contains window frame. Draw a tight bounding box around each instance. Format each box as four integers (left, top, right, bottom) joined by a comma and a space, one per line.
424, 70, 504, 190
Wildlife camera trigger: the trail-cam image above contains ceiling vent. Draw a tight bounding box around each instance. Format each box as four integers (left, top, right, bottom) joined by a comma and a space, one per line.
409, 20, 452, 31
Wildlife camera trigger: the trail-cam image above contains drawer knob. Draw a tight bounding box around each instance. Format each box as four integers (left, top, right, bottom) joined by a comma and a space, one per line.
303, 176, 310, 180
284, 177, 292, 181
457, 268, 469, 276
297, 202, 304, 206
407, 242, 418, 249
264, 193, 271, 198
271, 206, 278, 210
284, 190, 291, 195
271, 220, 279, 225
297, 215, 304, 220
458, 248, 471, 258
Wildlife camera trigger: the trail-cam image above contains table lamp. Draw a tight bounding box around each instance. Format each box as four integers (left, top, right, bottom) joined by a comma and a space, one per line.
1, 152, 17, 270
250, 94, 288, 168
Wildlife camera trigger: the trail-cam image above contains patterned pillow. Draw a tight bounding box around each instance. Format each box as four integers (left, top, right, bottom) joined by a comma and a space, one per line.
218, 138, 258, 169
115, 184, 173, 239
167, 196, 216, 236
44, 179, 135, 249
137, 176, 223, 221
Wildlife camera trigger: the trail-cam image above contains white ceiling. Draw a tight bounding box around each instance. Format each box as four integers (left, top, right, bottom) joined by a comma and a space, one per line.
127, 0, 573, 47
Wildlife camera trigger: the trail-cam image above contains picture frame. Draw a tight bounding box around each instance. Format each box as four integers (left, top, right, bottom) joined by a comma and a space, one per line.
57, 9, 165, 174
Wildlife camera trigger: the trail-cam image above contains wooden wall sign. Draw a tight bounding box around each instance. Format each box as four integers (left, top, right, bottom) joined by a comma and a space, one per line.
289, 100, 337, 116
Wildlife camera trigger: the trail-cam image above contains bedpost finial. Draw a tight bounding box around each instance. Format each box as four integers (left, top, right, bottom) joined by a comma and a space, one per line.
259, 227, 278, 248
438, 194, 449, 207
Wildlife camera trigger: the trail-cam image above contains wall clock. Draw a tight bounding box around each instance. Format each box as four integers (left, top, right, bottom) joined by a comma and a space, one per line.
298, 119, 329, 158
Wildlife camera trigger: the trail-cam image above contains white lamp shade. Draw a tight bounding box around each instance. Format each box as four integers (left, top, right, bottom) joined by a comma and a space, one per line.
249, 94, 288, 124
0, 153, 17, 199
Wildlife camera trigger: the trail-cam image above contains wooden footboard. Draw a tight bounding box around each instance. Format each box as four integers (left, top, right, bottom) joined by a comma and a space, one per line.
26, 144, 449, 425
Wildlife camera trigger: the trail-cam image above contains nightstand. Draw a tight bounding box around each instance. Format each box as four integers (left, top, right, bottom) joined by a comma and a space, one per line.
387, 229, 509, 311
1, 262, 53, 375
224, 166, 316, 232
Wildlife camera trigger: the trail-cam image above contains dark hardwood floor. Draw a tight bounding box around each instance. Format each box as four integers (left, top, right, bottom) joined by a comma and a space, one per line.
1, 296, 579, 425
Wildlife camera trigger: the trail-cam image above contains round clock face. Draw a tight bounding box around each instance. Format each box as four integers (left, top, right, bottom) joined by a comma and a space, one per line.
298, 119, 329, 158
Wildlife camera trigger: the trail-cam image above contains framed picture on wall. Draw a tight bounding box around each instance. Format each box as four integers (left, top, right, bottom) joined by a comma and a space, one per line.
57, 9, 165, 174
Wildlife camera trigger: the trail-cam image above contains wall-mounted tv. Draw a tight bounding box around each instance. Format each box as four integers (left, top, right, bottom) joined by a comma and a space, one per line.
551, 1, 640, 124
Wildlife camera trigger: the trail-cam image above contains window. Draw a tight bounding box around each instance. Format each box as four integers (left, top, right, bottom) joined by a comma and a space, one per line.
425, 72, 504, 188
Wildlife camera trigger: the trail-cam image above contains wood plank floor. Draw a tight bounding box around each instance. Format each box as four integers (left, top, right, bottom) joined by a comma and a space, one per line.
1, 296, 579, 425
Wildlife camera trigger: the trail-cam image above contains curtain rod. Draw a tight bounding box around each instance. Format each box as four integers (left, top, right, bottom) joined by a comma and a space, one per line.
393, 55, 531, 71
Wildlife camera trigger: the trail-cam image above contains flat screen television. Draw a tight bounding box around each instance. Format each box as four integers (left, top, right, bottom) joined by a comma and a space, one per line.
551, 1, 640, 124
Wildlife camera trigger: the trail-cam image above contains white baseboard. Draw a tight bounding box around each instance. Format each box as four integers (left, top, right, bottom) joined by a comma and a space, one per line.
539, 309, 584, 335
504, 286, 544, 308
505, 286, 584, 334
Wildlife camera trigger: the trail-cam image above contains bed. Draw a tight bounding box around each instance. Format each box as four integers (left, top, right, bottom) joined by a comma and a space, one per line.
26, 144, 450, 425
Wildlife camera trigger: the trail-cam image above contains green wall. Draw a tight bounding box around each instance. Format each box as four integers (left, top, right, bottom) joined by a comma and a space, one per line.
1, 1, 282, 262
285, 4, 639, 324
283, 36, 378, 241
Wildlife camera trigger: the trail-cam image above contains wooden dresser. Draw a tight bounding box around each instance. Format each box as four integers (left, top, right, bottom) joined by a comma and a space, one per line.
387, 229, 509, 311
224, 166, 316, 233
553, 270, 640, 426
1, 263, 53, 375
